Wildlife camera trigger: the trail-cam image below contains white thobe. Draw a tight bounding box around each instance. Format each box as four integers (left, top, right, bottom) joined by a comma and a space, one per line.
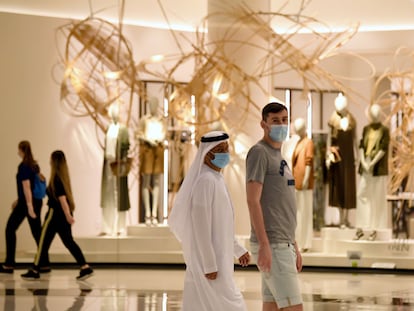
181, 165, 247, 311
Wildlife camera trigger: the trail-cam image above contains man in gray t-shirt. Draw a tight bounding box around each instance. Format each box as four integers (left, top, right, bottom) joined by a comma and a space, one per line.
246, 140, 296, 244
246, 102, 303, 311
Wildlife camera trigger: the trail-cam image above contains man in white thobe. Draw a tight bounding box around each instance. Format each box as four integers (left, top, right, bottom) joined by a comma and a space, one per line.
169, 131, 250, 311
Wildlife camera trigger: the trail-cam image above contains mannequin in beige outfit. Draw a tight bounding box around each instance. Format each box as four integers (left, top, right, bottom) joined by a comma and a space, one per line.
137, 97, 166, 226
291, 118, 314, 251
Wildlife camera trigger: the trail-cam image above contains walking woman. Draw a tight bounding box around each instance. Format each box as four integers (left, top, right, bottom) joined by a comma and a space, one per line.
0, 140, 49, 273
21, 150, 93, 280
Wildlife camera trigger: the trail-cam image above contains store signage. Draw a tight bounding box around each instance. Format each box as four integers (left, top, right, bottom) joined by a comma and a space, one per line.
387, 239, 410, 254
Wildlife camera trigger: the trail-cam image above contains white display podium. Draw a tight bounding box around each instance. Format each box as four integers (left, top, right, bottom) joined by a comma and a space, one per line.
21, 224, 184, 264
301, 227, 414, 270
18, 225, 414, 270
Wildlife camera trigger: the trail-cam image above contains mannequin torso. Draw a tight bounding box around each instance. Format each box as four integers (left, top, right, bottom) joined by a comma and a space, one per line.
292, 118, 314, 190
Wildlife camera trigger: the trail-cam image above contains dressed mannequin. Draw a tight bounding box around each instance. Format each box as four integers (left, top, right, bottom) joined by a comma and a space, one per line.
291, 118, 314, 251
100, 103, 131, 236
137, 97, 166, 226
326, 93, 357, 228
354, 104, 390, 240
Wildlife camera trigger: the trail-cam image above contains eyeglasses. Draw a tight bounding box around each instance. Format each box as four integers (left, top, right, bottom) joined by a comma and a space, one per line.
279, 160, 287, 176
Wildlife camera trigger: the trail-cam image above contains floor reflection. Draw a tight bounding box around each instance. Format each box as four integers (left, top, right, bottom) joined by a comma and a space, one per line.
0, 268, 414, 310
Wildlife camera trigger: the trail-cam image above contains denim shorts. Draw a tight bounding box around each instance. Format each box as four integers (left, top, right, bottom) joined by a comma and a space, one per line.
250, 242, 302, 308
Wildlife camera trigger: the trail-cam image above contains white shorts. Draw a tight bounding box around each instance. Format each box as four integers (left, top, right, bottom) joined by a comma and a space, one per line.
250, 242, 302, 308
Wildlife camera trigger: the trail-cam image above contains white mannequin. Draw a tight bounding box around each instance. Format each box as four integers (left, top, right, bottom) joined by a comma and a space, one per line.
101, 103, 129, 236
291, 118, 314, 251
359, 105, 385, 173
355, 104, 389, 240
138, 97, 166, 226
326, 93, 358, 228
281, 132, 299, 171
326, 94, 352, 168
325, 94, 346, 226
294, 118, 312, 188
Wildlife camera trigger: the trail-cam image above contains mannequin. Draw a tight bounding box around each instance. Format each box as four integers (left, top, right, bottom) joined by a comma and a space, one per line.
138, 97, 166, 226
100, 103, 131, 236
291, 118, 314, 251
326, 93, 357, 228
354, 104, 390, 240
281, 129, 300, 171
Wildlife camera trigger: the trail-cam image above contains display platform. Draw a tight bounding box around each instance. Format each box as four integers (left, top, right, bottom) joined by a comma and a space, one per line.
20, 224, 184, 264
18, 225, 414, 270
305, 227, 414, 270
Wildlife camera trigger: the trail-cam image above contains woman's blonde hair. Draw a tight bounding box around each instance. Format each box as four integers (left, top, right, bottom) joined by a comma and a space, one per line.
49, 150, 75, 211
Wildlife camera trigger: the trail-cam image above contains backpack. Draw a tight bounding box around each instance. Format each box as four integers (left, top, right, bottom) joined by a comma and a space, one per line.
33, 173, 47, 199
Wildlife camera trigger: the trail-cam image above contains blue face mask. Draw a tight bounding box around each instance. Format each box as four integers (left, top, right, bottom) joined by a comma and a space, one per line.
269, 124, 288, 142
211, 152, 230, 168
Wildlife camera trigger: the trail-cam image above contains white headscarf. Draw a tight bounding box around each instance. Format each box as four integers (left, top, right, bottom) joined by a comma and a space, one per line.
168, 131, 229, 242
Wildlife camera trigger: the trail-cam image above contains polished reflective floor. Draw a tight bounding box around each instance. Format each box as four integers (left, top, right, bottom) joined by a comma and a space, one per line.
1, 266, 414, 310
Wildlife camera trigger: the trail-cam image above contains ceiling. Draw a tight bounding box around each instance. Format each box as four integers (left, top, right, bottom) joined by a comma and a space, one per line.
1, 0, 414, 33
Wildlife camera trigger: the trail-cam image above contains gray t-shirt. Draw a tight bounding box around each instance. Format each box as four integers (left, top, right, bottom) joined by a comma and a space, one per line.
246, 140, 297, 244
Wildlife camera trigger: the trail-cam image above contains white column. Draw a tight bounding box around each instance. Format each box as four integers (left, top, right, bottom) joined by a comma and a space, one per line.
208, 0, 271, 236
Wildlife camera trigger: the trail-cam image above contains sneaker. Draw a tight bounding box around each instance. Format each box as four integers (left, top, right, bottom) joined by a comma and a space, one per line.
0, 265, 14, 274
21, 270, 40, 280
76, 267, 94, 281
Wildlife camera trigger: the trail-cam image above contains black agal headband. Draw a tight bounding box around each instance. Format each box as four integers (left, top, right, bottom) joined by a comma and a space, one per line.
200, 133, 229, 143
